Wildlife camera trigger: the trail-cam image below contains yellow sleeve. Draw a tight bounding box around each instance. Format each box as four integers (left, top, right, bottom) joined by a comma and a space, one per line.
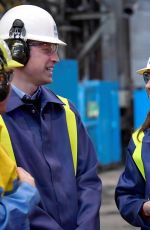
0, 144, 18, 194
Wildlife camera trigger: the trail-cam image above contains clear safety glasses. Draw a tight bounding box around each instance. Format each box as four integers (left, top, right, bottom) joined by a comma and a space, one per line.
28, 41, 58, 55
143, 72, 150, 84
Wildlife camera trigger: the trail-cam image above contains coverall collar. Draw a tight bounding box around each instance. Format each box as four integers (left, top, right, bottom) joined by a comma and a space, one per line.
6, 86, 64, 112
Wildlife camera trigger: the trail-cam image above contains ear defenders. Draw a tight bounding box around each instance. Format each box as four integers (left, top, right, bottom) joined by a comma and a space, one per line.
6, 19, 30, 65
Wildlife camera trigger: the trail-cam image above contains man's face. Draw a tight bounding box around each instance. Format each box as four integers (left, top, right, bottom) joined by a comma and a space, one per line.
21, 41, 59, 86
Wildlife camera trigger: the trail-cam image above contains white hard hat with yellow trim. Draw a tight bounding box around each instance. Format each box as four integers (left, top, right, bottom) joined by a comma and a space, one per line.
136, 57, 150, 75
0, 39, 23, 70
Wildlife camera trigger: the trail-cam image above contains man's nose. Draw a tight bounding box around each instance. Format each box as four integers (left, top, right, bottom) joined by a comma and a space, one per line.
50, 52, 59, 63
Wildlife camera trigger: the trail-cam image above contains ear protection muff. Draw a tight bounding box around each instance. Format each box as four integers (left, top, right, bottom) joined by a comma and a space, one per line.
6, 19, 30, 65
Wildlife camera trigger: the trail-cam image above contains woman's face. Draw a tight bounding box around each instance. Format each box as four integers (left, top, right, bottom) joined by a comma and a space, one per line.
143, 71, 150, 97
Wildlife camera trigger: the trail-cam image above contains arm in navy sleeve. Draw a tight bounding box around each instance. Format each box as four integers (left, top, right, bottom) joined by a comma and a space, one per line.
0, 182, 40, 230
115, 138, 150, 228
72, 104, 101, 230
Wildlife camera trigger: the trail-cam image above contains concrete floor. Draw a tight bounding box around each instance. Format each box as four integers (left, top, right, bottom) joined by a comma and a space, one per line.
99, 167, 140, 230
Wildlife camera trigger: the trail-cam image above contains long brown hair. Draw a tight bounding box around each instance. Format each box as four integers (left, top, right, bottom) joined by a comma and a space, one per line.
137, 111, 150, 140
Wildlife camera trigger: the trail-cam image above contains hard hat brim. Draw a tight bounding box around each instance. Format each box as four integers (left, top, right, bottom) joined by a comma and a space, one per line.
136, 67, 150, 75
27, 35, 67, 46
6, 60, 24, 69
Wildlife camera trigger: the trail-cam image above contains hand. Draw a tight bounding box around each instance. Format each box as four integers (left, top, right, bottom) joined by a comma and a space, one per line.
17, 167, 35, 187
143, 201, 150, 216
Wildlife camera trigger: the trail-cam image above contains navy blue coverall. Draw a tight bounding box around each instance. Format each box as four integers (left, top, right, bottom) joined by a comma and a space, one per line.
3, 86, 102, 230
115, 129, 150, 230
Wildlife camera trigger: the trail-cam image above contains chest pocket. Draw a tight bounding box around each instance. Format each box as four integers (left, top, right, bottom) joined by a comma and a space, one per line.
0, 96, 77, 175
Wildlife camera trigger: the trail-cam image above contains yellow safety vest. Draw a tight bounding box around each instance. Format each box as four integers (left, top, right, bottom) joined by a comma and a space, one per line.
0, 96, 77, 175
132, 129, 145, 180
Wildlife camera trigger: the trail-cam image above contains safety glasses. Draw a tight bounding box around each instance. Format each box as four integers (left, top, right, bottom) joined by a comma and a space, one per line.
28, 41, 58, 55
143, 72, 150, 84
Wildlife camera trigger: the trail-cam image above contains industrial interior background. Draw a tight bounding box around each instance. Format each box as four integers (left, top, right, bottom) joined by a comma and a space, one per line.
0, 1, 148, 229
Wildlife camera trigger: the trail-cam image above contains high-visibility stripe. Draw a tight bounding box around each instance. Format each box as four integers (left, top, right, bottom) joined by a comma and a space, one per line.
0, 115, 16, 164
132, 129, 145, 180
58, 96, 77, 175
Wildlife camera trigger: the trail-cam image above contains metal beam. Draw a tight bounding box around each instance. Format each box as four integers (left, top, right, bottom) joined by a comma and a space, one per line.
77, 17, 110, 61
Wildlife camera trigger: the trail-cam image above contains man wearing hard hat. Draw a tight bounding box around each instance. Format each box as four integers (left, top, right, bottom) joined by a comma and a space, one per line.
0, 4, 101, 230
115, 58, 150, 229
0, 39, 40, 230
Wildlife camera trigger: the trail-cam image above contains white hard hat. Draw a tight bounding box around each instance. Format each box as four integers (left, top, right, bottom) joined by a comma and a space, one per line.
0, 5, 66, 45
0, 39, 23, 70
136, 57, 150, 75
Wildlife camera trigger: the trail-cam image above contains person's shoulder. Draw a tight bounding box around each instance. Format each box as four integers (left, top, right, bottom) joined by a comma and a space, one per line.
42, 87, 81, 117
57, 95, 80, 117
132, 128, 150, 141
128, 128, 150, 154
65, 98, 80, 119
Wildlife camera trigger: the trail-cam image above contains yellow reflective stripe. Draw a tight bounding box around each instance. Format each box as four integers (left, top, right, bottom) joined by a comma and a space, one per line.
132, 129, 145, 180
0, 115, 16, 164
58, 96, 77, 175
